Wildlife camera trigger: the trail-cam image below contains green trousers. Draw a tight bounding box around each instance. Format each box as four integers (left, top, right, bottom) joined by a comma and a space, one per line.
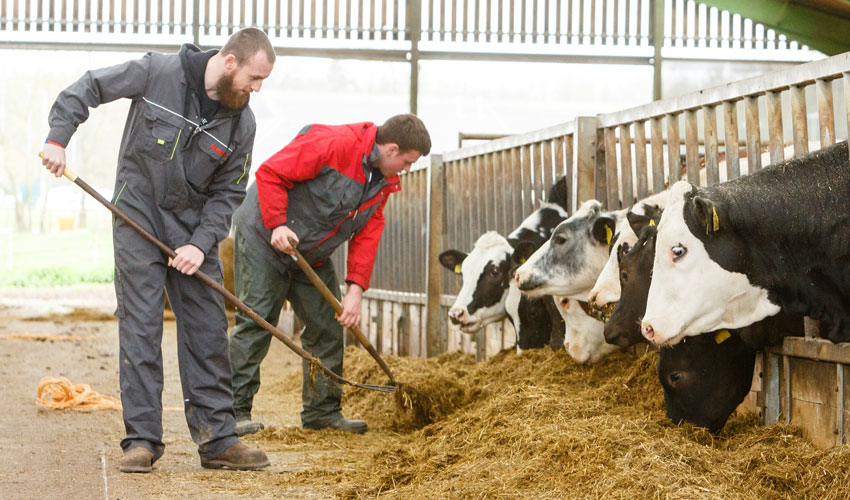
229, 232, 344, 426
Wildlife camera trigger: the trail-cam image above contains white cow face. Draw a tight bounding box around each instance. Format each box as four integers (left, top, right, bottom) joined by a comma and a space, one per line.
589, 193, 668, 313
641, 182, 780, 345
514, 200, 617, 299
439, 231, 513, 333
589, 217, 634, 311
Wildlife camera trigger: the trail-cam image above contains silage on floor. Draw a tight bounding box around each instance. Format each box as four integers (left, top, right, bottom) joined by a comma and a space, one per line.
241, 346, 850, 500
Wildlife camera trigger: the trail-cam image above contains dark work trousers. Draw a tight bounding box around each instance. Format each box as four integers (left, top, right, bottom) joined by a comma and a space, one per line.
113, 218, 238, 462
229, 231, 344, 426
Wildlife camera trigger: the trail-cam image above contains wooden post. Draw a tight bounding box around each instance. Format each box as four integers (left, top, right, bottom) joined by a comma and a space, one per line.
425, 154, 444, 358
575, 117, 599, 211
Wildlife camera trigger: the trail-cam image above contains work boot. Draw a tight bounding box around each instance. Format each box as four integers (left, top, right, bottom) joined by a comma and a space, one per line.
120, 447, 154, 473
200, 442, 270, 470
303, 415, 368, 434
235, 418, 265, 437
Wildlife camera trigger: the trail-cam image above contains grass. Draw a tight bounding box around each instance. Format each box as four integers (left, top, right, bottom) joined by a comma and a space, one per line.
0, 230, 114, 286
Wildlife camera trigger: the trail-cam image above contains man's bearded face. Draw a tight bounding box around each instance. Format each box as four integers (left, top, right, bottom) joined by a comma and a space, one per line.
216, 71, 250, 110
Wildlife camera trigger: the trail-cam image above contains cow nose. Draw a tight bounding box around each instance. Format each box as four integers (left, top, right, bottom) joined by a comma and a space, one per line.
448, 308, 466, 325
642, 323, 655, 340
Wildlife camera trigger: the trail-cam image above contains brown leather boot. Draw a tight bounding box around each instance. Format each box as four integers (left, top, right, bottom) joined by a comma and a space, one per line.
120, 447, 154, 473
201, 442, 270, 470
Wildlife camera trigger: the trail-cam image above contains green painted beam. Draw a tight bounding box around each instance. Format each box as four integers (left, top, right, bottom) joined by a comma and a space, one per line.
698, 0, 850, 55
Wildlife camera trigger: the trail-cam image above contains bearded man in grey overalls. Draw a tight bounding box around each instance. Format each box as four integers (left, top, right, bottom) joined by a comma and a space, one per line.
41, 28, 274, 473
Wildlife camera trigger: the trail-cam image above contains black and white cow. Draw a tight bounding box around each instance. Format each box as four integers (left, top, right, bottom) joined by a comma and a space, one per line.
439, 231, 513, 333
515, 199, 620, 299
507, 175, 570, 248
606, 222, 804, 432
439, 177, 570, 351
588, 192, 667, 320
513, 200, 623, 362
642, 142, 850, 345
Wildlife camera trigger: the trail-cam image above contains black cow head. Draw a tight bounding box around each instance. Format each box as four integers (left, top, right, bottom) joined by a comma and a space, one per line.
657, 329, 755, 434
603, 217, 661, 348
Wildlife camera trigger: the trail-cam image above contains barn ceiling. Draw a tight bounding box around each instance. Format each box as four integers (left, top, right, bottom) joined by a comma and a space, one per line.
698, 0, 850, 55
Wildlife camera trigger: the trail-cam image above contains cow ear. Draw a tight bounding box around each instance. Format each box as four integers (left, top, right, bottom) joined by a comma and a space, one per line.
693, 196, 721, 235
616, 242, 632, 263
592, 215, 617, 246
439, 250, 467, 273
511, 241, 537, 267
626, 212, 652, 235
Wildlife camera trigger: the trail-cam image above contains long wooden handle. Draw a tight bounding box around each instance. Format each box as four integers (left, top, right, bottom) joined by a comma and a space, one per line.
49, 158, 393, 393
287, 237, 396, 384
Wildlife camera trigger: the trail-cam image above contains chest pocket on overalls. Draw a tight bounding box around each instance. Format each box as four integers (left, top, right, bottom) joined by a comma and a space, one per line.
187, 132, 230, 192
140, 106, 185, 163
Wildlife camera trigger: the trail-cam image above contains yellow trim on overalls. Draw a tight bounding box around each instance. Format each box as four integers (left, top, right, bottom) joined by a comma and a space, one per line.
169, 128, 182, 160
115, 180, 127, 204
112, 180, 127, 222
236, 153, 249, 184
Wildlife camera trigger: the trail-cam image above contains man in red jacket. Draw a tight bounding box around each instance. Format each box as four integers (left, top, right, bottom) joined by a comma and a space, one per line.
229, 115, 431, 435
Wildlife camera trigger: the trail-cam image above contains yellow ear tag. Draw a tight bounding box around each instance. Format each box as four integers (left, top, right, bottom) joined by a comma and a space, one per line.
712, 206, 720, 232
454, 264, 461, 274
714, 329, 731, 344
649, 219, 656, 227
157, 139, 166, 145
605, 226, 613, 245
520, 257, 526, 264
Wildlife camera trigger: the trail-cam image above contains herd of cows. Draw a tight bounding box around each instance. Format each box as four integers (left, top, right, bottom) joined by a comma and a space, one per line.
439, 140, 850, 433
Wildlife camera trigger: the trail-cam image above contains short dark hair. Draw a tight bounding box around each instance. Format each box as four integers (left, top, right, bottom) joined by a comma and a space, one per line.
221, 27, 276, 65
376, 114, 431, 156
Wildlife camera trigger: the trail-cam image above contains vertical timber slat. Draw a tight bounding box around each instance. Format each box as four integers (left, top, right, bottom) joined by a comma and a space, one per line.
767, 90, 785, 165
791, 85, 809, 158
702, 105, 720, 186
684, 109, 700, 185
817, 79, 836, 147
634, 121, 649, 198
650, 117, 664, 193
744, 95, 762, 171
723, 100, 741, 179
619, 123, 634, 206
604, 127, 619, 210
666, 113, 681, 185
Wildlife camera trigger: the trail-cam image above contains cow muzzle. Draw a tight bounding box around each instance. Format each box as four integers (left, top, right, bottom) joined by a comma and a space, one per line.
588, 301, 615, 322
449, 308, 480, 333
515, 272, 541, 292
448, 308, 467, 325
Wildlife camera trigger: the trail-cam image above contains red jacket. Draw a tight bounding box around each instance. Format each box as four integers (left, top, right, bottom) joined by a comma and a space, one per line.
253, 122, 400, 290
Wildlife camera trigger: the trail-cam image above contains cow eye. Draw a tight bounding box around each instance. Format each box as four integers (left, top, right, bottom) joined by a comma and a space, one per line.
620, 271, 628, 283
553, 235, 567, 245
489, 268, 501, 278
671, 244, 687, 262
668, 371, 684, 387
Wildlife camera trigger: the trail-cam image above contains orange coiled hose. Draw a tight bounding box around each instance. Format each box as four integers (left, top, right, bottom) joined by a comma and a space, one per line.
37, 376, 122, 411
